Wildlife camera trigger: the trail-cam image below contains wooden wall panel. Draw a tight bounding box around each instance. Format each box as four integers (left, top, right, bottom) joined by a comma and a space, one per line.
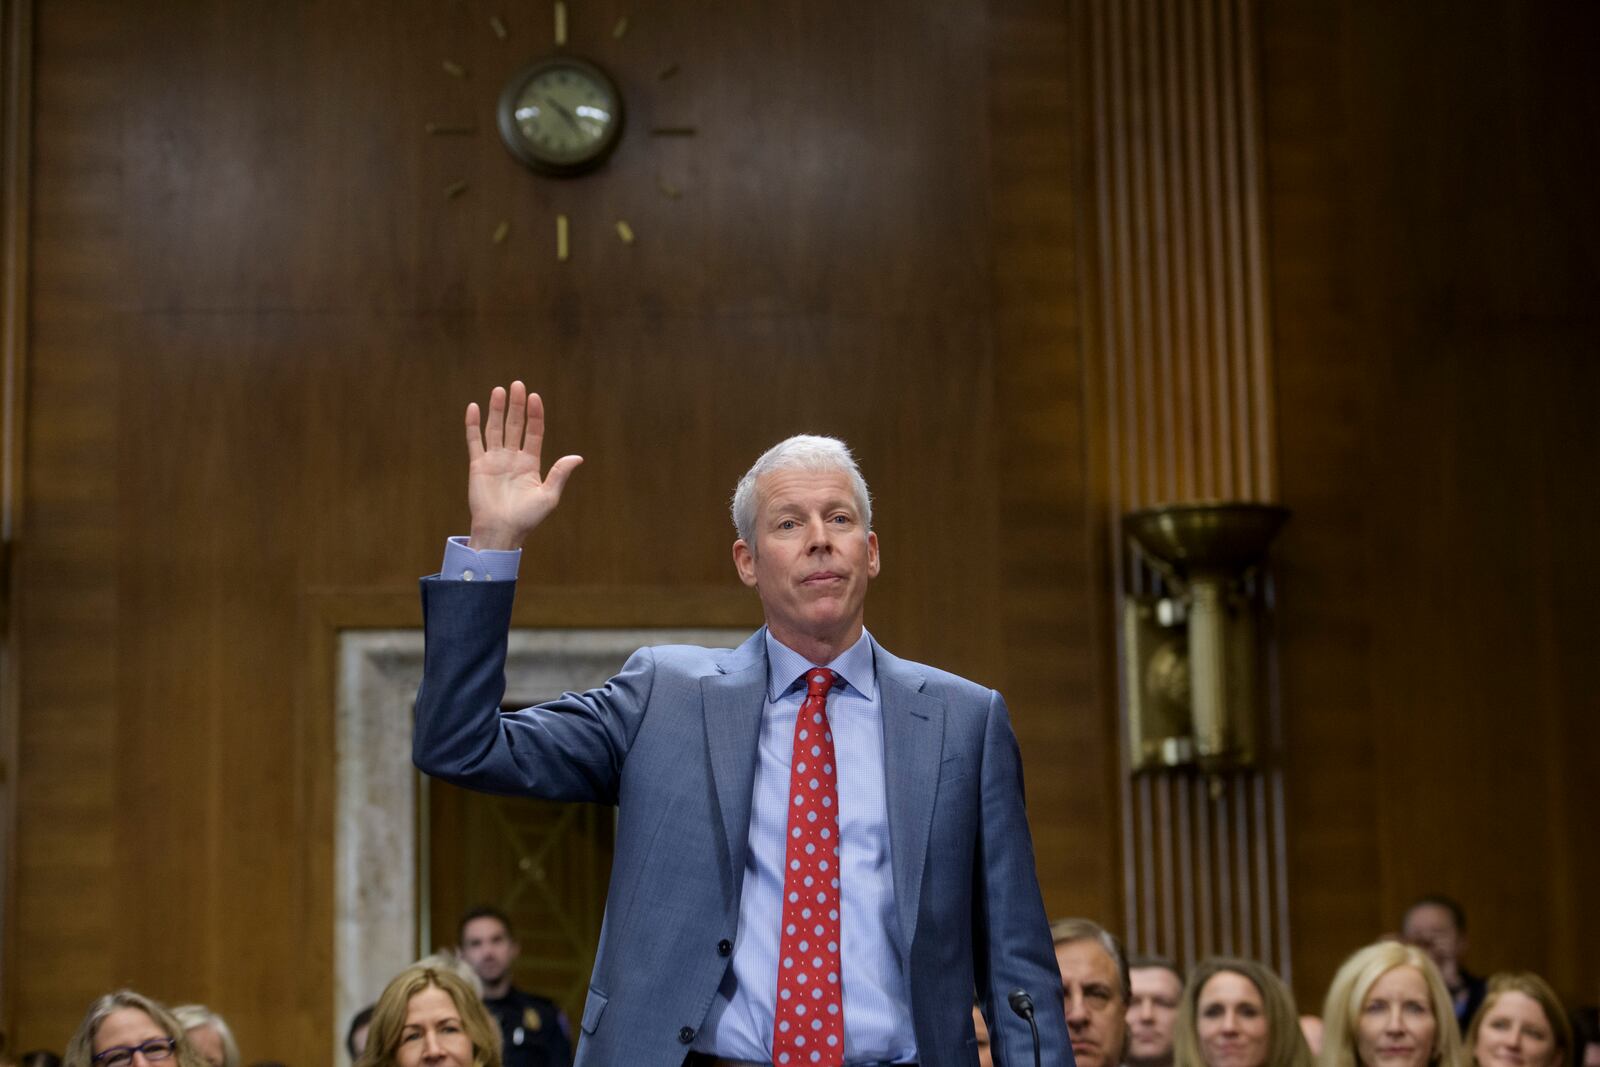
1261, 0, 1600, 1007
5, 0, 1109, 1055
0, 0, 29, 1030
990, 0, 1117, 922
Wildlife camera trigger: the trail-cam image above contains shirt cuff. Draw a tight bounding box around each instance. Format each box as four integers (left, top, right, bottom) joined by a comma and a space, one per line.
438, 535, 521, 582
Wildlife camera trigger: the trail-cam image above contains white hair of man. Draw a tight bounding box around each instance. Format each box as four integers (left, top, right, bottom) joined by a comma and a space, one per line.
730, 434, 873, 548
171, 1004, 241, 1067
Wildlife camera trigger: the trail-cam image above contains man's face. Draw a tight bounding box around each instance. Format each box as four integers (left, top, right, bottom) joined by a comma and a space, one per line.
187, 1025, 227, 1067
459, 915, 518, 986
1058, 939, 1128, 1067
733, 467, 879, 656
1401, 904, 1466, 973
1127, 966, 1183, 1066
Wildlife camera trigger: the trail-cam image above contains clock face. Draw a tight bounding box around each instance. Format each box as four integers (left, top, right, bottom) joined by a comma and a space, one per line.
497, 56, 624, 176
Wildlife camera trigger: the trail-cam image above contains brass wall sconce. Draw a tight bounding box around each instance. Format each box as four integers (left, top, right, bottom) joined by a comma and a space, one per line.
1122, 502, 1289, 777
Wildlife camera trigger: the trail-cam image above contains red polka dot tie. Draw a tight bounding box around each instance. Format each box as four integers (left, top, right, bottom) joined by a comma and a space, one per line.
773, 668, 845, 1066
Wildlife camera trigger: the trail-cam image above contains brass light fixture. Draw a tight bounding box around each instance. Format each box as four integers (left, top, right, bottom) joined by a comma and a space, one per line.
1122, 503, 1289, 778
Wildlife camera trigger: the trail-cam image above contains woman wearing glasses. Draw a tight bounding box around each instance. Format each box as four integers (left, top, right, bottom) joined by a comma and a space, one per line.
63, 991, 209, 1067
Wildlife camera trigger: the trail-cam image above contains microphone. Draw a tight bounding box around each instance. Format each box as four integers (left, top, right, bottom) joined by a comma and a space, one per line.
1008, 989, 1042, 1067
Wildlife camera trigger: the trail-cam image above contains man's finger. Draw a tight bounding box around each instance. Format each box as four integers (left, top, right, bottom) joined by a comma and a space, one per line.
543, 454, 584, 498
484, 386, 507, 451
505, 380, 528, 451
524, 390, 547, 458
464, 402, 484, 461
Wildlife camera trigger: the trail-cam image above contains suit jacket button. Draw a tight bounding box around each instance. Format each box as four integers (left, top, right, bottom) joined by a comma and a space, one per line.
717, 938, 733, 956
678, 1026, 696, 1044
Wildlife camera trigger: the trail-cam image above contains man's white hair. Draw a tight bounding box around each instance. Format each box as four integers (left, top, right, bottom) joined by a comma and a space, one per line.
171, 1004, 241, 1067
730, 434, 872, 547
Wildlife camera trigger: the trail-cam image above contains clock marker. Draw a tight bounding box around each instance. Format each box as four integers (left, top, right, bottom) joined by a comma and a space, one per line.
556, 214, 569, 261
492, 221, 510, 244
490, 15, 508, 41
613, 17, 629, 40
444, 180, 469, 199
615, 221, 635, 244
442, 60, 467, 79
554, 2, 567, 47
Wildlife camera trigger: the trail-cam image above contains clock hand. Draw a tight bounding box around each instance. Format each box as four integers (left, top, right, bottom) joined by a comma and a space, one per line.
544, 97, 583, 134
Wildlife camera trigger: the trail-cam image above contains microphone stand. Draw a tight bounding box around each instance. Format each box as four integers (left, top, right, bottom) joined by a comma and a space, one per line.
1007, 989, 1042, 1067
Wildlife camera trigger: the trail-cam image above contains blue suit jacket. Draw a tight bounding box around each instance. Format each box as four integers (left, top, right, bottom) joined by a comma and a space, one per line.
414, 578, 1074, 1067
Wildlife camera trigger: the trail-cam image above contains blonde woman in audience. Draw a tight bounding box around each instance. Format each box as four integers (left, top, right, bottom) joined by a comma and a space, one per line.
1466, 974, 1572, 1067
64, 992, 209, 1067
1174, 958, 1314, 1067
170, 1006, 238, 1067
356, 963, 501, 1067
1321, 942, 1463, 1067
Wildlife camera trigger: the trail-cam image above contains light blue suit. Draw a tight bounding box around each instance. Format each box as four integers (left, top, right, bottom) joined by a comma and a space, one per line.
413, 578, 1074, 1067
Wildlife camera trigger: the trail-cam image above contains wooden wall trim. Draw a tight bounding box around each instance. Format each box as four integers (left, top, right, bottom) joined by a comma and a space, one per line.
0, 0, 31, 1034
1, 0, 28, 545
1078, 0, 1287, 977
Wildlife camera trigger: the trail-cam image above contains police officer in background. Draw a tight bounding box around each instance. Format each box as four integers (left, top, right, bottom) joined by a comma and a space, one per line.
458, 905, 574, 1067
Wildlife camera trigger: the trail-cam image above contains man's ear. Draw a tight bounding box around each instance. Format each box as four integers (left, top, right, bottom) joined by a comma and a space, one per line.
867, 530, 880, 578
733, 539, 759, 587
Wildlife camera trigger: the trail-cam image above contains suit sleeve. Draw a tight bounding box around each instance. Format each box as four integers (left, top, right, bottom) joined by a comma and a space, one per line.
974, 689, 1077, 1067
411, 577, 655, 804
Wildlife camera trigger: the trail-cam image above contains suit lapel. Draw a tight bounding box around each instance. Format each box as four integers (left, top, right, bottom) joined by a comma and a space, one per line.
703, 632, 770, 894
876, 646, 946, 956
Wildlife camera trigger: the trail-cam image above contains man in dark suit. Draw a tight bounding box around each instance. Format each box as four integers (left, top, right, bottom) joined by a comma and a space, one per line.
459, 905, 573, 1067
413, 382, 1073, 1066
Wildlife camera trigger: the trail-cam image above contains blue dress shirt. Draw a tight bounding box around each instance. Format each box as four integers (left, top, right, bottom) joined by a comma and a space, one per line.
695, 630, 916, 1063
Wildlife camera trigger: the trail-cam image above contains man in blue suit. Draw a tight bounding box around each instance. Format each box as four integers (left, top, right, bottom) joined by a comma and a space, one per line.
414, 382, 1073, 1067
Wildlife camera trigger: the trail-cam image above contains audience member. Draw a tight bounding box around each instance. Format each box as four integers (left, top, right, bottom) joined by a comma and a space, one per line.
1320, 942, 1463, 1067
457, 906, 573, 1067
1173, 958, 1312, 1067
1572, 1008, 1600, 1067
170, 1006, 239, 1067
1129, 955, 1184, 1067
63, 992, 209, 1067
346, 1005, 375, 1064
1402, 896, 1486, 1033
1466, 974, 1571, 1067
1051, 918, 1131, 1067
356, 963, 501, 1067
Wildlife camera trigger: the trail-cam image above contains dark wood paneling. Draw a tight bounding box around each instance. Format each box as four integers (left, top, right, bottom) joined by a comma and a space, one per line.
1262, 0, 1600, 1008
990, 0, 1118, 922
8, 0, 1106, 1056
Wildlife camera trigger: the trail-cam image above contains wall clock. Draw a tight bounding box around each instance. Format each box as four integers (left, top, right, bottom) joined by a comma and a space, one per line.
427, 3, 695, 261
496, 55, 625, 176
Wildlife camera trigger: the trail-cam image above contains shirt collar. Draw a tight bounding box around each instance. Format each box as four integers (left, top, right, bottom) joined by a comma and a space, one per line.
763, 628, 878, 702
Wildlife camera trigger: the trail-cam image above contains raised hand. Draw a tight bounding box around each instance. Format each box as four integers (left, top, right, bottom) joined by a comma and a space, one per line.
464, 381, 583, 550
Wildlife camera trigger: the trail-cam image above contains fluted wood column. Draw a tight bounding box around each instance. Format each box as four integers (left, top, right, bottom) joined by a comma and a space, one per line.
1078, 0, 1289, 978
